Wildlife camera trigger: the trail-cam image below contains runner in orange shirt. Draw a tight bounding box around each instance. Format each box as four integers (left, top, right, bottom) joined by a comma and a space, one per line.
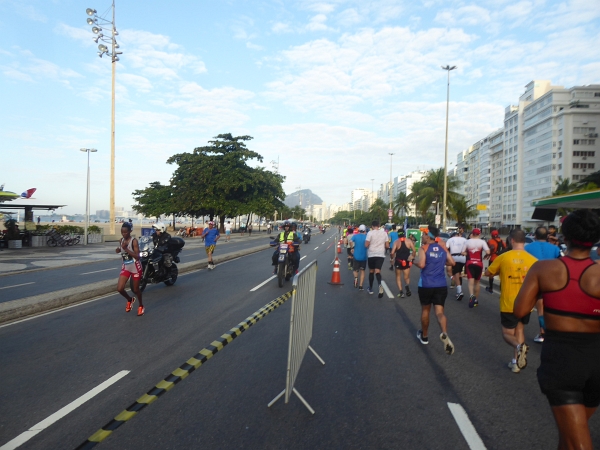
485, 229, 505, 294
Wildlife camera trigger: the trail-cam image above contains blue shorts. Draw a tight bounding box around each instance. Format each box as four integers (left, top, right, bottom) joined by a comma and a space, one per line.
226, 230, 231, 235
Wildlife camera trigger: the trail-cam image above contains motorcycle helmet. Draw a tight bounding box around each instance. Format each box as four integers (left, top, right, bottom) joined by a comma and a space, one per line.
283, 221, 291, 227
152, 222, 166, 233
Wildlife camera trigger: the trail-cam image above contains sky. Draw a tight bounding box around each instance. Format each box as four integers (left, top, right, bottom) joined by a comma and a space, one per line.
1, 0, 600, 215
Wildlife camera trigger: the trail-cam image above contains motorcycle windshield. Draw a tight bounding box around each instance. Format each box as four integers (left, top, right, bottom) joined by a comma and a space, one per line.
138, 236, 153, 252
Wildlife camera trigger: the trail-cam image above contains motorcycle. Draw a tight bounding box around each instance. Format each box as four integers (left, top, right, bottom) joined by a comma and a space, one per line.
303, 228, 311, 244
130, 236, 185, 292
271, 240, 299, 287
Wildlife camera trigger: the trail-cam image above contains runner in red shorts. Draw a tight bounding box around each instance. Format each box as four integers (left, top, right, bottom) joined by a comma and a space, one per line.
461, 228, 490, 308
115, 222, 145, 316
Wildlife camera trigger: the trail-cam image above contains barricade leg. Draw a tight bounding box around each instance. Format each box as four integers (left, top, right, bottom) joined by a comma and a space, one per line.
308, 345, 325, 365
268, 389, 286, 408
293, 388, 315, 415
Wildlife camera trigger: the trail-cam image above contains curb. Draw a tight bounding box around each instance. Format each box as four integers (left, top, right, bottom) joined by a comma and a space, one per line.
0, 245, 269, 325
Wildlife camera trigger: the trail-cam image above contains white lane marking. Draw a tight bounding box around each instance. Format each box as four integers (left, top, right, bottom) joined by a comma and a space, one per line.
0, 282, 35, 290
447, 402, 487, 450
300, 256, 307, 261
381, 281, 394, 298
185, 252, 200, 256
314, 247, 319, 250
0, 370, 130, 450
250, 276, 277, 291
80, 268, 114, 275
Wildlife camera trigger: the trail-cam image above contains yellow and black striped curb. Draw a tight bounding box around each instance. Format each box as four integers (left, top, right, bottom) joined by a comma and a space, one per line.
75, 290, 294, 450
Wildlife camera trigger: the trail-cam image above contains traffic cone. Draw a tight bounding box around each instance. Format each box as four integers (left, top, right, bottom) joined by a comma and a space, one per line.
328, 257, 344, 285
337, 241, 342, 254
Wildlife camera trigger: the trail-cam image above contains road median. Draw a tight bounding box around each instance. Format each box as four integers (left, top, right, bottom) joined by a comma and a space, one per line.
0, 244, 268, 325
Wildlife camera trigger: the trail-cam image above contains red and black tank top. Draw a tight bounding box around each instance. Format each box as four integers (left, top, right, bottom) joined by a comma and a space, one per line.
542, 256, 600, 320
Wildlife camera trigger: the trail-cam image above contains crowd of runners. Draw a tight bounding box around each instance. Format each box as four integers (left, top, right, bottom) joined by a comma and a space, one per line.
342, 210, 600, 449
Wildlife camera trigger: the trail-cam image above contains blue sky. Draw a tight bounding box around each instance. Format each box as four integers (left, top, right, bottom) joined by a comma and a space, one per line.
1, 0, 599, 215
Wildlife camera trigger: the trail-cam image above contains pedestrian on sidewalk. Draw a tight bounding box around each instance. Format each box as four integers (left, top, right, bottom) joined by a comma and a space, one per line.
201, 221, 220, 269
248, 224, 253, 236
484, 230, 536, 373
365, 220, 389, 298
225, 221, 232, 242
514, 209, 600, 450
115, 222, 145, 316
414, 225, 455, 354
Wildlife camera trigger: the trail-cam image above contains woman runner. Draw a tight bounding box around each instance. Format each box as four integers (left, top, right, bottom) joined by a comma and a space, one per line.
115, 222, 145, 316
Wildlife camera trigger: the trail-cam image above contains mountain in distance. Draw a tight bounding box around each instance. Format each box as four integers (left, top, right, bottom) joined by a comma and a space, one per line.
284, 189, 322, 208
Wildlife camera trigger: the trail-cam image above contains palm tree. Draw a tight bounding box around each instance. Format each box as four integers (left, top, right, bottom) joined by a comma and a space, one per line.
393, 191, 411, 218
577, 170, 600, 189
448, 197, 478, 226
369, 198, 388, 225
553, 177, 578, 196
409, 168, 461, 220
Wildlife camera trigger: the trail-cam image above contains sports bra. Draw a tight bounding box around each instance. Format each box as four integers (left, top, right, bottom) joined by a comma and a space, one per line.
542, 256, 600, 320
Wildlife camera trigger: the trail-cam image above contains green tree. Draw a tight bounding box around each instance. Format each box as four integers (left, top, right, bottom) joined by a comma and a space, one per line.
577, 170, 600, 189
369, 198, 387, 225
448, 197, 478, 226
409, 168, 461, 220
132, 182, 177, 223
393, 191, 411, 219
553, 177, 578, 196
167, 134, 285, 231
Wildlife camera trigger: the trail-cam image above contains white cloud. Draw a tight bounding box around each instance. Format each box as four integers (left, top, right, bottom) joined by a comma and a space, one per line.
120, 73, 153, 93
306, 14, 331, 31
435, 5, 491, 26
272, 22, 292, 33
55, 24, 94, 46
247, 42, 263, 51
14, 3, 47, 22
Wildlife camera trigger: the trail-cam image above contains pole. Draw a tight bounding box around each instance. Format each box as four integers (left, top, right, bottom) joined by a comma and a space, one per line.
85, 150, 90, 245
442, 65, 456, 232
388, 153, 394, 210
109, 0, 116, 236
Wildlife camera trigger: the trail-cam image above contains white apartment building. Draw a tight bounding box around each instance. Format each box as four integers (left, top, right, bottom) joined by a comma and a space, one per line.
309, 203, 327, 222
458, 80, 600, 230
395, 170, 427, 216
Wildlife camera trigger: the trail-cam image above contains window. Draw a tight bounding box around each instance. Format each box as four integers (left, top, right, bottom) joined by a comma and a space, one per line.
573, 163, 580, 169
574, 140, 580, 145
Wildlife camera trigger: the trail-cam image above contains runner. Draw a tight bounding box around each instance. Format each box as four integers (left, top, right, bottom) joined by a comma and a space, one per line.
462, 228, 490, 308
414, 225, 455, 354
525, 226, 561, 344
201, 221, 220, 269
514, 209, 600, 450
365, 220, 389, 298
115, 222, 145, 316
485, 229, 506, 294
390, 231, 415, 297
388, 225, 399, 271
224, 220, 232, 242
484, 230, 536, 373
350, 225, 368, 290
344, 226, 354, 270
446, 231, 467, 301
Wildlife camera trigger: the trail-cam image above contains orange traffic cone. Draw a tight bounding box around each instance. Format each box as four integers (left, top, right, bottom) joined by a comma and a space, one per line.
328, 257, 344, 285
337, 240, 342, 253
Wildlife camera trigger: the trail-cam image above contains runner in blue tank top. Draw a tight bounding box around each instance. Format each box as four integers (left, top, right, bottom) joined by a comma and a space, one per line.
414, 225, 456, 354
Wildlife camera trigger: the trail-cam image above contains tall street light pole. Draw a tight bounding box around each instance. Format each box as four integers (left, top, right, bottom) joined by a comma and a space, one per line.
81, 148, 98, 245
441, 65, 457, 232
87, 2, 122, 236
388, 153, 394, 210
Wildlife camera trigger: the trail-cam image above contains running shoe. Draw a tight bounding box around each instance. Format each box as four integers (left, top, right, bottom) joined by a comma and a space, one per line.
126, 297, 136, 312
440, 333, 455, 355
358, 286, 364, 291
468, 295, 476, 308
474, 298, 479, 307
508, 361, 521, 373
517, 343, 529, 369
405, 286, 411, 297
485, 286, 494, 294
456, 292, 464, 302
417, 330, 429, 345
378, 284, 384, 298
137, 306, 145, 316
366, 287, 373, 295
397, 290, 404, 298
534, 333, 545, 343
272, 267, 277, 275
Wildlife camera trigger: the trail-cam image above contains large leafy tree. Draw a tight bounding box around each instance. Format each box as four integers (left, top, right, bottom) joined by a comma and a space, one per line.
393, 191, 411, 218
167, 134, 285, 231
448, 197, 478, 226
132, 182, 177, 223
409, 168, 461, 220
577, 170, 600, 189
369, 198, 388, 225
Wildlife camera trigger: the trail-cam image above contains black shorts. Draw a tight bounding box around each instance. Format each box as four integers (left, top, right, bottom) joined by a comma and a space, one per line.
346, 248, 353, 256
394, 259, 412, 270
500, 312, 531, 329
537, 330, 600, 407
418, 287, 448, 307
466, 263, 483, 280
368, 257, 385, 270
353, 259, 367, 271
452, 262, 465, 275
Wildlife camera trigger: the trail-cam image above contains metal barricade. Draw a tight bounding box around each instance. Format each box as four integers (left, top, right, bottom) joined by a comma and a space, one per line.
268, 260, 324, 414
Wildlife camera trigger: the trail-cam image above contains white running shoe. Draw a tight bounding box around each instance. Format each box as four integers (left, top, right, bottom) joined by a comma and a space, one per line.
440, 333, 455, 355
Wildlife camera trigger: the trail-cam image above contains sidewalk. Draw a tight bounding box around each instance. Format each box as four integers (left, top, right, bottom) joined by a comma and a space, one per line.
0, 233, 274, 324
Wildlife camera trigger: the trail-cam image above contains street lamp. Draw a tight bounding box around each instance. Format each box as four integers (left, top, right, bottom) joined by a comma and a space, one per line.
86, 2, 123, 236
80, 148, 98, 245
441, 65, 457, 232
388, 153, 394, 210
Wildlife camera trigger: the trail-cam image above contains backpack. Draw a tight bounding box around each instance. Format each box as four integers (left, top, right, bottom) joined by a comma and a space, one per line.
494, 237, 506, 256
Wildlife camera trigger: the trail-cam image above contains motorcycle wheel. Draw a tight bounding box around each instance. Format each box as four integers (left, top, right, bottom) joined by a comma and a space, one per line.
277, 262, 285, 287
164, 264, 178, 286
130, 277, 148, 293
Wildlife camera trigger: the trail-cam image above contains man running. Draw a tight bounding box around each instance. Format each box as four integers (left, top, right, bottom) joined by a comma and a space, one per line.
365, 220, 389, 298
525, 226, 561, 343
115, 222, 145, 316
485, 230, 536, 373
344, 226, 354, 270
388, 225, 399, 270
201, 221, 220, 269
485, 230, 505, 294
446, 231, 467, 301
350, 225, 368, 290
462, 228, 490, 308
414, 225, 455, 354
390, 230, 415, 297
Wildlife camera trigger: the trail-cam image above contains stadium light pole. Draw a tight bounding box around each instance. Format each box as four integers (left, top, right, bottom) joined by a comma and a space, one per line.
388, 153, 394, 210
441, 65, 457, 232
81, 148, 98, 245
86, 2, 122, 236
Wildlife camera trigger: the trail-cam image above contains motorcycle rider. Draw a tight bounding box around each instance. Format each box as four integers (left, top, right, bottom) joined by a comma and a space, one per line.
271, 221, 301, 274
152, 222, 171, 251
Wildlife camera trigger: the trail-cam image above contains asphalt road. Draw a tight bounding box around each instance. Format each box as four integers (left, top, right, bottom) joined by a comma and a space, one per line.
1, 229, 599, 449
